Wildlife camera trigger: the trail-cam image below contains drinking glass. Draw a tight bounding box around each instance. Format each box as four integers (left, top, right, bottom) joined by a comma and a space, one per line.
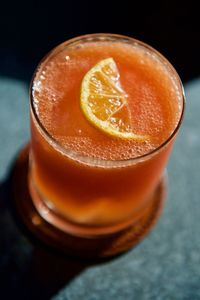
29, 34, 185, 238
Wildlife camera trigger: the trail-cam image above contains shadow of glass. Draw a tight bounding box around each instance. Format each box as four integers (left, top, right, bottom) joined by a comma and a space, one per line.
0, 170, 104, 300
12, 247, 89, 300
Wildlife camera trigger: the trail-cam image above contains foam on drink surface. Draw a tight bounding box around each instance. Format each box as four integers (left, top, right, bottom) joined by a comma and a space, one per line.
32, 41, 183, 161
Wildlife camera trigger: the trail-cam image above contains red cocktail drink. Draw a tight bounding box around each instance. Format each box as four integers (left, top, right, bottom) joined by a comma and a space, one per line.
29, 34, 184, 236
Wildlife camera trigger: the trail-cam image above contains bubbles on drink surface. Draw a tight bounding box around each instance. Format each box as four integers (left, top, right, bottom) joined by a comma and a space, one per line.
32, 40, 183, 161
57, 135, 155, 161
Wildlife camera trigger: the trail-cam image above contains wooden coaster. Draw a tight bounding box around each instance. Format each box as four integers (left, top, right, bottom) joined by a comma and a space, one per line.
11, 146, 166, 259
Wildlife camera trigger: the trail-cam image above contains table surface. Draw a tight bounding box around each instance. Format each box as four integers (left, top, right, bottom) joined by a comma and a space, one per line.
0, 76, 200, 300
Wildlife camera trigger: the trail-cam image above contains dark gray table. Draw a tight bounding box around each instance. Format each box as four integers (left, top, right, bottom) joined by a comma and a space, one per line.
0, 76, 200, 300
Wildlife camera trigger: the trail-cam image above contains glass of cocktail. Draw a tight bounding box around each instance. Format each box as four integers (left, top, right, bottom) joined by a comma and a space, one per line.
29, 34, 184, 245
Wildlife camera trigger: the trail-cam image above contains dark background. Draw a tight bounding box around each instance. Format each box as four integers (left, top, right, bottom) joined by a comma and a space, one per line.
0, 0, 200, 84
0, 2, 200, 299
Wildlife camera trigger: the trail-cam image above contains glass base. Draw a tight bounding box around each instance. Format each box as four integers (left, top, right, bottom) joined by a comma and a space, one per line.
11, 145, 166, 259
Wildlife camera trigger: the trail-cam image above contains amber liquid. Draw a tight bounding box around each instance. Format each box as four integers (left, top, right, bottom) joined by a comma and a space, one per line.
30, 35, 183, 236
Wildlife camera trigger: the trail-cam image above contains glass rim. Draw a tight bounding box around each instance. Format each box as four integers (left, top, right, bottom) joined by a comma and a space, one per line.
30, 33, 185, 167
